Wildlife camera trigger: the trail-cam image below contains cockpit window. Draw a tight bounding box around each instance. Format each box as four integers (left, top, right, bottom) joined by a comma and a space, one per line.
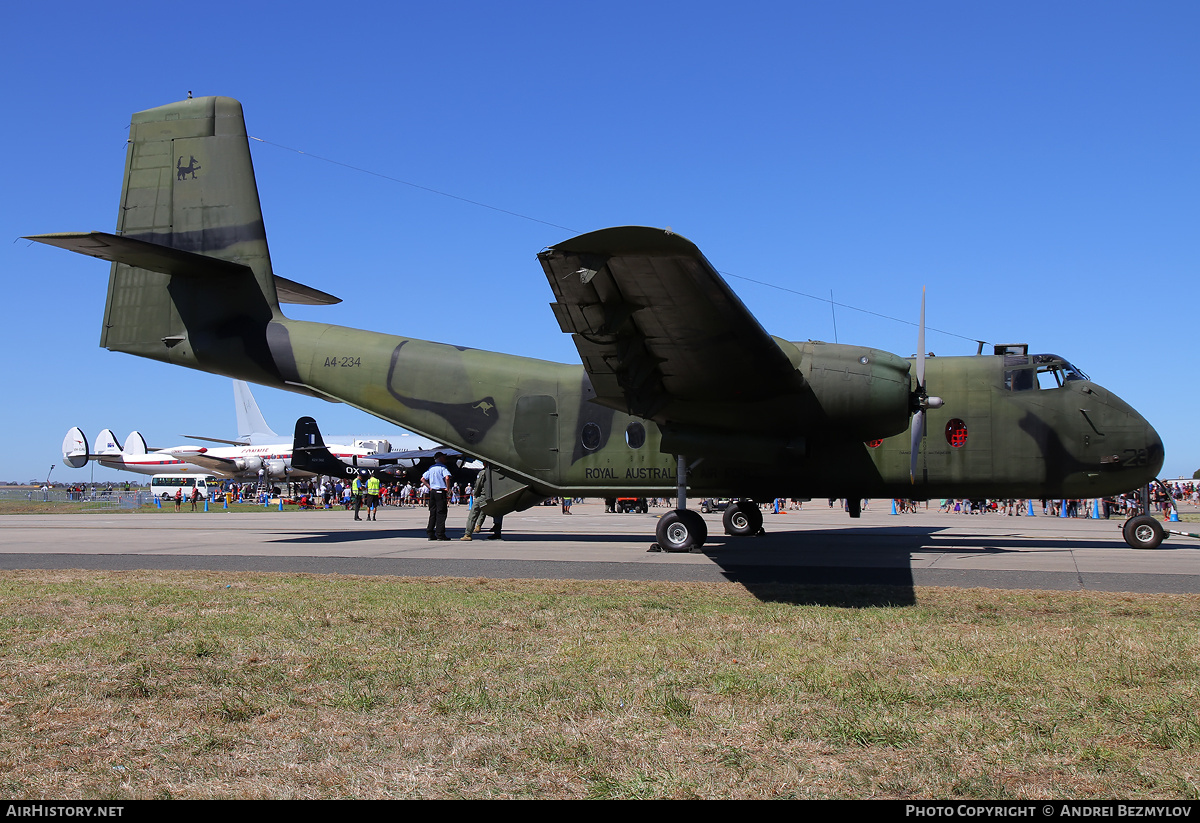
1005, 366, 1035, 391
1005, 354, 1089, 391
1032, 354, 1089, 384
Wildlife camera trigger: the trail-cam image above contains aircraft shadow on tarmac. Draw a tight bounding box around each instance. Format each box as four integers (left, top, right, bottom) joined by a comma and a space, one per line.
701, 524, 1134, 607
265, 522, 1141, 608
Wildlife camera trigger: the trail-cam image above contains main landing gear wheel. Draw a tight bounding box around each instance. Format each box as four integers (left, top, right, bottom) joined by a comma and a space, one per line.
1123, 515, 1165, 550
723, 501, 764, 536
655, 509, 708, 552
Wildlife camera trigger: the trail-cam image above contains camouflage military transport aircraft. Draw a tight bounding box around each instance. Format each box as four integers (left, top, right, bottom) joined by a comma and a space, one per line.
28, 96, 1166, 550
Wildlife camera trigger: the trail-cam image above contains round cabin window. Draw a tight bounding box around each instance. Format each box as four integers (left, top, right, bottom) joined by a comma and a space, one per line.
626, 422, 646, 449
581, 422, 602, 451
945, 419, 968, 448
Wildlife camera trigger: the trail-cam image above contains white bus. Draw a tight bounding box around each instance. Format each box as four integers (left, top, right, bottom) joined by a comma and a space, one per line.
150, 474, 219, 500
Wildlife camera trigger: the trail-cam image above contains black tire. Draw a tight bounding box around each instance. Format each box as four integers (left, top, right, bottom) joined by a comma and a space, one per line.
687, 509, 708, 546
723, 501, 763, 536
1123, 515, 1165, 550
656, 509, 707, 552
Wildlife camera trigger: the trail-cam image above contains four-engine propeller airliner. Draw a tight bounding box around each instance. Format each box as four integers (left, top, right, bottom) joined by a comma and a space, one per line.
61, 379, 415, 479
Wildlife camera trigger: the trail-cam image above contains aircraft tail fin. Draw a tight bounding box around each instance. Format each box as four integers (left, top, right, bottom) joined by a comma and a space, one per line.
26, 97, 305, 385
107, 97, 280, 367
292, 416, 357, 477
63, 428, 89, 468
123, 432, 148, 455
95, 429, 122, 456
234, 380, 278, 443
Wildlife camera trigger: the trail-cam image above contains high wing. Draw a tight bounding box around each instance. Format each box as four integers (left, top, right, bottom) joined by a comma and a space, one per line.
538, 226, 809, 434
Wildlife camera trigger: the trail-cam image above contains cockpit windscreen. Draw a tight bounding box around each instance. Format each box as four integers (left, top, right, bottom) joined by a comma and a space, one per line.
1004, 354, 1089, 391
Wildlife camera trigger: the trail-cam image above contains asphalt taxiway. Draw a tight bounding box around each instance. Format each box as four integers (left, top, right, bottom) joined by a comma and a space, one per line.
2, 501, 1198, 595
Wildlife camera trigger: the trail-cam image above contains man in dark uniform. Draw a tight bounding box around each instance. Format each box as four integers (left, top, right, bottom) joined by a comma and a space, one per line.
422, 453, 452, 540
460, 463, 503, 540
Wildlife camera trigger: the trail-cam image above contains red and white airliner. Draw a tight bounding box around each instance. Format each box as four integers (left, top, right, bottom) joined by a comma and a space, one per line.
61, 381, 430, 479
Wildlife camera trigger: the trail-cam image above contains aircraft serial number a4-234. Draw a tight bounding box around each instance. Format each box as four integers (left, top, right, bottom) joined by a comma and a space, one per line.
29, 96, 1166, 551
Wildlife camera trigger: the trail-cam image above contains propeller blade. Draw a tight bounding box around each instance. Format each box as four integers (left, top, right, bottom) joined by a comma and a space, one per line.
910, 409, 924, 483
910, 287, 932, 484
916, 286, 926, 389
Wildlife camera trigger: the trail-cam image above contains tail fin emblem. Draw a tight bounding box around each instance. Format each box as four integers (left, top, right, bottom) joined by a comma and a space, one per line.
176, 156, 202, 180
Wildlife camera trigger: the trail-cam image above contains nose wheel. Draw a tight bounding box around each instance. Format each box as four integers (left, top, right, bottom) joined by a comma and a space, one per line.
1122, 514, 1165, 549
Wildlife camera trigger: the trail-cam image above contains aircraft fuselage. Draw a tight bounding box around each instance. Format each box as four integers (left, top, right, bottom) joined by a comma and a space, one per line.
252, 318, 1162, 502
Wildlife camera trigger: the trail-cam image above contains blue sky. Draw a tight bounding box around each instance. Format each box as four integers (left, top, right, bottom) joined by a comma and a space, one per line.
2, 1, 1197, 483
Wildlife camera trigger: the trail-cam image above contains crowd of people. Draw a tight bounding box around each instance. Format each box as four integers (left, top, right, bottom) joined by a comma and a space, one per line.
291, 476, 482, 511
164, 468, 1200, 545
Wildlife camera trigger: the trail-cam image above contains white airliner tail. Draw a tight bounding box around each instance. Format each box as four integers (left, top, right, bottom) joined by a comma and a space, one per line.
234, 380, 278, 444
63, 427, 89, 468
123, 432, 148, 455
95, 429, 122, 456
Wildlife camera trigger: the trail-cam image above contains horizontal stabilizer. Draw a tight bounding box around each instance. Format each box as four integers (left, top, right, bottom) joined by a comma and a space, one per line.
272, 276, 341, 306
25, 232, 340, 305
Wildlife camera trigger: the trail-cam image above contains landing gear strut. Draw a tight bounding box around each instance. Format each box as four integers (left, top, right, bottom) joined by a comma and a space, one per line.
651, 455, 707, 552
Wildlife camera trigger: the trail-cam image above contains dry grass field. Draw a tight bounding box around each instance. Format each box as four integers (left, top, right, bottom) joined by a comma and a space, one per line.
1, 571, 1198, 799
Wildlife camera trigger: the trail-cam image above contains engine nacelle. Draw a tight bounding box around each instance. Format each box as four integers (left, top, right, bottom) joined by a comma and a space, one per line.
236, 456, 263, 474
265, 459, 290, 478
799, 343, 913, 440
